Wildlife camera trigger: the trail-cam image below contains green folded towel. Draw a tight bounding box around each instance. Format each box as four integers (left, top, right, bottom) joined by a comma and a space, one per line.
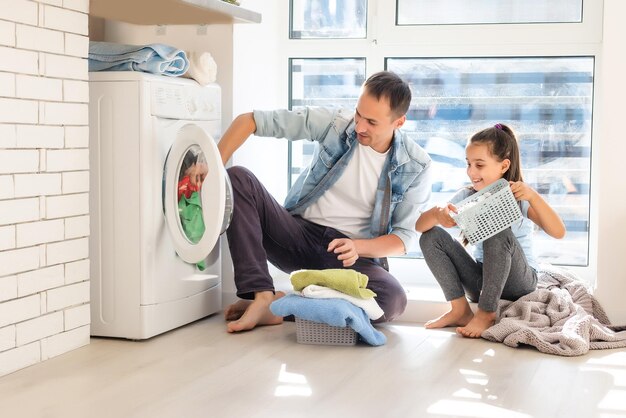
290, 269, 376, 299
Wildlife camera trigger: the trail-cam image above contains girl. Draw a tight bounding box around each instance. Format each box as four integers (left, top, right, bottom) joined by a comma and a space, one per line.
415, 124, 566, 338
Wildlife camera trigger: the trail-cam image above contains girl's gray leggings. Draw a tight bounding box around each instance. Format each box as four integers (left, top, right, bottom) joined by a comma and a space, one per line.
419, 226, 537, 312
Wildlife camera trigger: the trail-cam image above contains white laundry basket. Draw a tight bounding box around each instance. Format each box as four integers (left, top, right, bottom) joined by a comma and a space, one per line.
451, 178, 523, 245
295, 318, 357, 346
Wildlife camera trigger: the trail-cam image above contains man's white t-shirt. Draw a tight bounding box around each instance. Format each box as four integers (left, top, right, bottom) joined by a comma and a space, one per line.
302, 143, 388, 239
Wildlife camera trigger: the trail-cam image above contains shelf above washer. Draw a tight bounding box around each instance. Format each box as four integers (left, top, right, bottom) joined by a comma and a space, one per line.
89, 0, 261, 25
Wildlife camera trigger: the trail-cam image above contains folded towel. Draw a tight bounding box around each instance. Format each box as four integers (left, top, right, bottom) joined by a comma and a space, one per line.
88, 41, 189, 77
181, 51, 217, 86
290, 269, 376, 299
270, 294, 386, 346
300, 285, 384, 320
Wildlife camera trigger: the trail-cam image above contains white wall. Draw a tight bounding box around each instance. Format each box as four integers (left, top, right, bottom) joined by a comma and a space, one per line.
227, 2, 294, 299
232, 1, 289, 202
595, 0, 626, 323
0, 0, 91, 377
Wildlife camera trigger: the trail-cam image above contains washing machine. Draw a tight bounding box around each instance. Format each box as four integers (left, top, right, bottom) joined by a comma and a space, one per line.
89, 71, 232, 339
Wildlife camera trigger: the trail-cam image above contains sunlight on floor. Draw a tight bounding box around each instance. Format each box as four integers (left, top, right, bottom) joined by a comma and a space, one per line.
452, 388, 483, 400
274, 363, 312, 397
582, 351, 626, 414
472, 348, 495, 363
585, 351, 626, 368
597, 389, 626, 412
427, 399, 532, 418
459, 368, 489, 386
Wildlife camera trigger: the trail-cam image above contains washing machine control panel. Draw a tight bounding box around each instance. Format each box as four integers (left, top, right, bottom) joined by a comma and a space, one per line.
150, 81, 221, 122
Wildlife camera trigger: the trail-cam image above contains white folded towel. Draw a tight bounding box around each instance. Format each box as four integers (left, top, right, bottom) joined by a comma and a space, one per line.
182, 51, 217, 85
300, 284, 385, 320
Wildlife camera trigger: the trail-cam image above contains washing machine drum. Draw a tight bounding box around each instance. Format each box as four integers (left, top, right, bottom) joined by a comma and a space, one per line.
163, 124, 233, 264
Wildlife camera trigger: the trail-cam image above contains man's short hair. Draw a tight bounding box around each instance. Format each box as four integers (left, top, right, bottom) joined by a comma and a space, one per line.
363, 71, 412, 118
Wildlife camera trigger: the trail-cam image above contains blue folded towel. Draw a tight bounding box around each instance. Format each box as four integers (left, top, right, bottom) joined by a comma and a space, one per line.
270, 294, 387, 346
88, 41, 189, 76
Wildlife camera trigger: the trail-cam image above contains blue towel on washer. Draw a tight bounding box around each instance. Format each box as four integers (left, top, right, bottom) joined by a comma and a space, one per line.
270, 294, 386, 346
88, 41, 189, 76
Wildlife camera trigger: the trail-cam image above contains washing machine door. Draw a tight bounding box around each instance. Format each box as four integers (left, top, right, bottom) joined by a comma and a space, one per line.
163, 123, 232, 264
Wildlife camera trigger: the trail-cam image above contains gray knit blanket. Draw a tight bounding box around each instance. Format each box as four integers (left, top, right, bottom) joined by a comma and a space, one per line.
482, 266, 626, 356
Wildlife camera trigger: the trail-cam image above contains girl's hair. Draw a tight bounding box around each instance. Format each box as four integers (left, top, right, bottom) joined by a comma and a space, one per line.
468, 123, 523, 182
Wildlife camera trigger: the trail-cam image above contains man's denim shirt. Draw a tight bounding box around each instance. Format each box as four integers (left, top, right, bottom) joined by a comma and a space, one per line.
253, 107, 432, 254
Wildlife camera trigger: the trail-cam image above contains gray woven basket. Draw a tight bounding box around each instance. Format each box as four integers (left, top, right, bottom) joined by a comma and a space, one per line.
295, 317, 357, 346
451, 178, 523, 245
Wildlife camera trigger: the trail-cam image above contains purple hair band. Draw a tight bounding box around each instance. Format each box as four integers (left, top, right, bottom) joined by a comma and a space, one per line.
494, 123, 503, 130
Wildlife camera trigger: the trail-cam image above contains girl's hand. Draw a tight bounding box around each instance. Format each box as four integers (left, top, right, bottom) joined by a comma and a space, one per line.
328, 238, 359, 267
509, 181, 538, 202
510, 181, 566, 239
436, 203, 458, 228
415, 203, 457, 232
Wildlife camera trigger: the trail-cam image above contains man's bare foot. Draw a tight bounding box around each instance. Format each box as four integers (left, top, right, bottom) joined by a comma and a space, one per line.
226, 291, 285, 333
456, 309, 496, 338
425, 297, 474, 329
224, 299, 252, 321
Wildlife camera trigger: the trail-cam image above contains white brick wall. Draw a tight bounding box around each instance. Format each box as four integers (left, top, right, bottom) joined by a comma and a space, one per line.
0, 20, 16, 46
0, 72, 15, 96
0, 0, 90, 377
17, 125, 64, 148
0, 181, 15, 203
0, 275, 17, 302
17, 265, 64, 297
0, 325, 15, 352
0, 124, 16, 148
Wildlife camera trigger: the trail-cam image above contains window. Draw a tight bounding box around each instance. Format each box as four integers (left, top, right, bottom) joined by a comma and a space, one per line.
287, 56, 593, 267
388, 57, 594, 266
290, 0, 367, 39
276, 0, 601, 283
396, 0, 583, 25
289, 58, 366, 185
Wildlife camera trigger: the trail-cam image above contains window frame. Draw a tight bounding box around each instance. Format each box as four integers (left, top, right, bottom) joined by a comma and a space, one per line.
276, 0, 603, 285
394, 0, 584, 26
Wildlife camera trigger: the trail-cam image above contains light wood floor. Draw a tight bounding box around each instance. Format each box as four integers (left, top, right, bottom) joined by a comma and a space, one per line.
1, 314, 625, 418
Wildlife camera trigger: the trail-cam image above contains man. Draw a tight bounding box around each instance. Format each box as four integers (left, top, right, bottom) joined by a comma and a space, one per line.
218, 71, 432, 333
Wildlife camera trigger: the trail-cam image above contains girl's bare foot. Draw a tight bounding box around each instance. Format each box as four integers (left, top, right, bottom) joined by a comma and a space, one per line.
425, 296, 474, 329
226, 291, 285, 333
456, 309, 496, 338
425, 308, 474, 329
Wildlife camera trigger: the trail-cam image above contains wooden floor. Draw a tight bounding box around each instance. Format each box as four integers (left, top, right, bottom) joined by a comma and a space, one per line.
1, 314, 625, 418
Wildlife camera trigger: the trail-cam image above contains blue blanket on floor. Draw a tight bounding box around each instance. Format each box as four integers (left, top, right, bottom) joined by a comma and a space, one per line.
88, 41, 189, 76
270, 295, 386, 346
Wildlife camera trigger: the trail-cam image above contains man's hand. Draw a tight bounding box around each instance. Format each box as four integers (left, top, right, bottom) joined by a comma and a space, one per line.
189, 162, 208, 188
327, 238, 359, 267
